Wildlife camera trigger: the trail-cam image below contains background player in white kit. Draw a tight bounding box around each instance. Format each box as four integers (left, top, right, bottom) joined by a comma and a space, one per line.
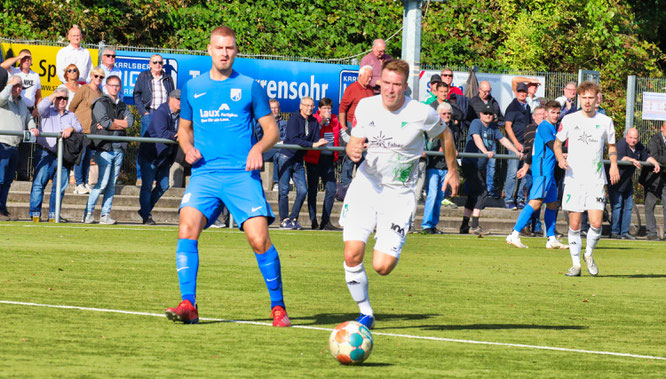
554, 81, 620, 277
339, 59, 460, 328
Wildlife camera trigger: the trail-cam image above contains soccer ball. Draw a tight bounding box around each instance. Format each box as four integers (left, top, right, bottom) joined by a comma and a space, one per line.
328, 321, 374, 365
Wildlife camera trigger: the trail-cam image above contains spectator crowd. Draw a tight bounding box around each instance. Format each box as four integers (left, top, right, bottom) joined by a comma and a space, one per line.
0, 30, 664, 240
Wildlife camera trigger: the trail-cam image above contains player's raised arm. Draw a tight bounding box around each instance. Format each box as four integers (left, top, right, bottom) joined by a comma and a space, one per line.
247, 114, 279, 171
178, 118, 202, 165
438, 127, 460, 197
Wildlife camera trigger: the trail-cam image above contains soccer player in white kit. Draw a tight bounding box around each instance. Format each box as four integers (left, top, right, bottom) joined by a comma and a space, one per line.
339, 59, 460, 328
554, 81, 620, 277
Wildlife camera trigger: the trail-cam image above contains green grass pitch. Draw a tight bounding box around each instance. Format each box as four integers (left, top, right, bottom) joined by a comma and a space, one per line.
1, 222, 664, 377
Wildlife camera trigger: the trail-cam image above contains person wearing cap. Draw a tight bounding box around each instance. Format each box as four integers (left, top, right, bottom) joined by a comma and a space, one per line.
137, 89, 181, 225
461, 103, 523, 235
503, 82, 532, 210
470, 80, 504, 199
0, 75, 36, 221
28, 85, 82, 222
423, 74, 441, 105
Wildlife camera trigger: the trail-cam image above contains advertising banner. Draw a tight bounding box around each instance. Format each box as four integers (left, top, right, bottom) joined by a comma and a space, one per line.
642, 92, 666, 121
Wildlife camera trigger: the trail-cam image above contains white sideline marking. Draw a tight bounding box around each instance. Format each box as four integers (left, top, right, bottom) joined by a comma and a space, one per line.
2, 300, 664, 361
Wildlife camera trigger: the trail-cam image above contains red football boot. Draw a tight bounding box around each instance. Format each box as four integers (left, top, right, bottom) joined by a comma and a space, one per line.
165, 299, 199, 324
271, 305, 291, 327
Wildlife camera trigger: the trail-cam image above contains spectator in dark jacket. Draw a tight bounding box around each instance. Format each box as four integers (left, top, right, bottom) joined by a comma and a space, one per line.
137, 89, 181, 225
132, 54, 175, 184
639, 122, 666, 240
275, 96, 328, 230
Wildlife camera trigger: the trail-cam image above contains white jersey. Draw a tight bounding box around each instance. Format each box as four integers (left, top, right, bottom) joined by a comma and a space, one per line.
9, 67, 41, 108
556, 111, 615, 186
351, 95, 446, 190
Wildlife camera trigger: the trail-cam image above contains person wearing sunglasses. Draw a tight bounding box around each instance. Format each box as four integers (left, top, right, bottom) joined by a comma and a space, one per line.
28, 85, 82, 222
56, 25, 92, 84
133, 54, 175, 185
93, 46, 121, 94
62, 64, 80, 108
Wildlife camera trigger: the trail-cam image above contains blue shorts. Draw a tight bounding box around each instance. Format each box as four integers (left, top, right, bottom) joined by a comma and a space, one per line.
529, 175, 558, 203
179, 170, 275, 230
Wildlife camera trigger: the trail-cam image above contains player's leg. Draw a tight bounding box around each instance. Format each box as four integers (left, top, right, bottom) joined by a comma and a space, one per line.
583, 209, 603, 276
344, 240, 373, 327
566, 210, 583, 276
544, 201, 567, 249
507, 198, 542, 248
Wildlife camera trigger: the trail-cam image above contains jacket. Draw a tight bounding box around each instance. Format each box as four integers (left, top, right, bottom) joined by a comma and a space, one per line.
138, 102, 178, 168
132, 70, 175, 116
281, 113, 321, 161
639, 132, 666, 192
89, 95, 129, 152
304, 111, 341, 164
62, 132, 85, 169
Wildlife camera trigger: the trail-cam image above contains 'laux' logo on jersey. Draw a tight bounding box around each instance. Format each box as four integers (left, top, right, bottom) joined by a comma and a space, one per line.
230, 88, 242, 101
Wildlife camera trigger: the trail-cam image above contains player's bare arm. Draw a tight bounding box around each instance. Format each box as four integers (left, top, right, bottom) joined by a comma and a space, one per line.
554, 139, 567, 169
438, 128, 460, 196
608, 144, 620, 185
246, 114, 279, 171
346, 135, 366, 162
178, 118, 202, 165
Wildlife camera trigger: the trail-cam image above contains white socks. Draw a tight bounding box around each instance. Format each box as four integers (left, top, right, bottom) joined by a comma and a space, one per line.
344, 262, 373, 316
585, 226, 601, 257
568, 228, 582, 267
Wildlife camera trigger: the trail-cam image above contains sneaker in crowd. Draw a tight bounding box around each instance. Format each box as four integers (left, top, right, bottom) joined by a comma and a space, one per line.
546, 238, 569, 249
580, 230, 587, 238
565, 266, 581, 277
310, 220, 319, 230
85, 183, 93, 191
355, 313, 376, 329
209, 220, 226, 229
0, 211, 18, 221
421, 227, 443, 235
470, 226, 489, 236
506, 233, 528, 248
48, 217, 68, 223
165, 299, 199, 324
100, 214, 117, 225
73, 184, 90, 194
279, 218, 294, 230
621, 234, 636, 240
271, 305, 291, 327
84, 213, 95, 224
647, 233, 660, 241
441, 198, 457, 208
489, 190, 501, 199
610, 233, 621, 239
291, 218, 303, 230
320, 222, 341, 231
584, 254, 599, 276
272, 183, 278, 192
516, 202, 525, 210
143, 217, 156, 225
505, 202, 516, 210
459, 224, 470, 234
519, 227, 532, 237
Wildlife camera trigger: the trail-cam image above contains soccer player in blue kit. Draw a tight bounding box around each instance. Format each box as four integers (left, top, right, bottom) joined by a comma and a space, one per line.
165, 26, 291, 327
506, 100, 568, 249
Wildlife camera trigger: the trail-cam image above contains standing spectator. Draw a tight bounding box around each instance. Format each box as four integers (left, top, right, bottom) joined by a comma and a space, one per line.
137, 89, 181, 225
84, 75, 133, 225
440, 68, 463, 98
460, 104, 523, 235
639, 121, 666, 241
0, 62, 7, 91
62, 64, 80, 108
69, 66, 104, 194
338, 65, 374, 198
56, 25, 92, 84
305, 97, 341, 230
421, 102, 455, 234
423, 74, 441, 105
610, 128, 660, 239
595, 91, 607, 115
0, 76, 36, 221
95, 47, 121, 94
2, 49, 42, 181
556, 81, 578, 120
276, 96, 328, 230
133, 54, 175, 185
503, 82, 532, 209
470, 80, 504, 199
28, 86, 82, 222
360, 39, 392, 94
255, 98, 287, 191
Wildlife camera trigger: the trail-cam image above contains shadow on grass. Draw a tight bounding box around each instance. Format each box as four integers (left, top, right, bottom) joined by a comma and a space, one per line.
234, 313, 440, 326
601, 274, 666, 278
380, 323, 588, 331
594, 246, 635, 250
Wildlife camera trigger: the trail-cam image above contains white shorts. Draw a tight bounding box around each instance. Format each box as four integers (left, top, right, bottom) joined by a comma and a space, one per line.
561, 183, 605, 213
339, 173, 415, 259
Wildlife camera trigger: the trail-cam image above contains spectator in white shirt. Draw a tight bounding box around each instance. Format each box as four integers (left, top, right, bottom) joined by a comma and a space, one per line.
56, 25, 93, 84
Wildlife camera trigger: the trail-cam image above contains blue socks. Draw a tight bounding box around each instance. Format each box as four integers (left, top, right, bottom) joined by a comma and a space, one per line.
176, 239, 199, 306
513, 204, 535, 232
255, 245, 285, 309
544, 208, 557, 237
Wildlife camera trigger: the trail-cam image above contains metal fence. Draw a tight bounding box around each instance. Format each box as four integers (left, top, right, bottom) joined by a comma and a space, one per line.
627, 76, 666, 146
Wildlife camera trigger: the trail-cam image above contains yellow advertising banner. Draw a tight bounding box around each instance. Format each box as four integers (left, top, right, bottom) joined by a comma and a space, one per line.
1, 42, 99, 96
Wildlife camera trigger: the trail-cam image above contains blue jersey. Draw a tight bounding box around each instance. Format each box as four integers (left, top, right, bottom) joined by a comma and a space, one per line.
531, 120, 557, 178
180, 70, 271, 172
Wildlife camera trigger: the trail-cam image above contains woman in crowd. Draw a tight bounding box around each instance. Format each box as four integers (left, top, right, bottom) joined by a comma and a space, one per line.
62, 63, 80, 108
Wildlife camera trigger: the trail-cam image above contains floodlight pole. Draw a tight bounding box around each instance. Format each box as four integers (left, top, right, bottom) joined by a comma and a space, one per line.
402, 0, 422, 98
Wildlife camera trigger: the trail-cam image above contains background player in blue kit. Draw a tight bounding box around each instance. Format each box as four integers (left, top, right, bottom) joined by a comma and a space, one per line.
506, 100, 568, 249
165, 26, 291, 327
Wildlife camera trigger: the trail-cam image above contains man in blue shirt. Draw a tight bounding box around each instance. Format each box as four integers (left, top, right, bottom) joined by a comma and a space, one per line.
165, 26, 291, 327
506, 101, 568, 249
503, 82, 532, 209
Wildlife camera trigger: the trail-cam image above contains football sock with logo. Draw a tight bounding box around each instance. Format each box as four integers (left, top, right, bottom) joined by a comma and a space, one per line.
176, 238, 199, 306
471, 217, 479, 228
544, 208, 557, 237
585, 226, 602, 257
344, 262, 373, 316
255, 245, 285, 309
568, 228, 582, 267
513, 204, 535, 233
